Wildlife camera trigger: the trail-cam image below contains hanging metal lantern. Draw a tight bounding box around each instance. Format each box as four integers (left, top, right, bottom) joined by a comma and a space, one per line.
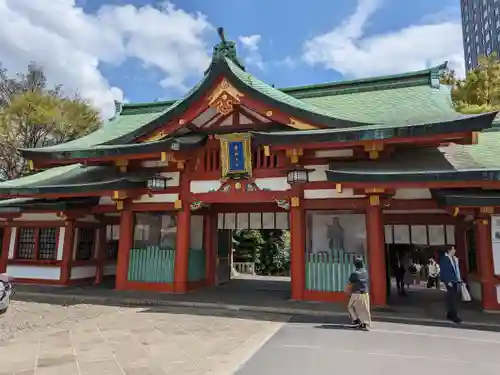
147, 175, 168, 191
286, 166, 313, 184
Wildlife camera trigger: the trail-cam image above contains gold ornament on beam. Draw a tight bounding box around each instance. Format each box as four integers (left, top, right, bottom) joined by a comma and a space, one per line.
364, 142, 384, 160
286, 148, 303, 164
369, 195, 380, 206
290, 197, 300, 207
174, 200, 183, 210
116, 200, 124, 211
480, 207, 494, 214
288, 118, 318, 130
208, 79, 244, 115
114, 159, 129, 172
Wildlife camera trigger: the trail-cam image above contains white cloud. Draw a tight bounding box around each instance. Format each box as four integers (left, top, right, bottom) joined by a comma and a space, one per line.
239, 34, 264, 70
0, 0, 213, 118
302, 0, 465, 79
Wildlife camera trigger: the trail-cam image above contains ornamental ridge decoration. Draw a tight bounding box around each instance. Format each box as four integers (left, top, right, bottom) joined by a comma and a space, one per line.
208, 79, 244, 115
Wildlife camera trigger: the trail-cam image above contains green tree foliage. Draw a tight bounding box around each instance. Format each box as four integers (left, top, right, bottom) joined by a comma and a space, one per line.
255, 230, 290, 276
0, 62, 100, 180
232, 230, 263, 263
440, 53, 500, 114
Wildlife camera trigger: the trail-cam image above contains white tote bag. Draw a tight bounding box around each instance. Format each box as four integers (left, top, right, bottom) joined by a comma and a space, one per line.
460, 283, 472, 302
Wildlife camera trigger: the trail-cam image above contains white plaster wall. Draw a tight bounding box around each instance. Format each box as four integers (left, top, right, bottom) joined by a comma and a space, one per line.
70, 265, 97, 280
103, 264, 117, 276
6, 265, 61, 280
314, 149, 353, 158
8, 227, 17, 259
254, 177, 290, 191
190, 215, 204, 249
393, 188, 432, 200
497, 285, 500, 304
304, 165, 329, 182
490, 216, 500, 275
190, 180, 222, 194
99, 196, 115, 205
132, 193, 178, 203
15, 213, 61, 221
304, 188, 365, 199
469, 281, 482, 302
56, 227, 65, 260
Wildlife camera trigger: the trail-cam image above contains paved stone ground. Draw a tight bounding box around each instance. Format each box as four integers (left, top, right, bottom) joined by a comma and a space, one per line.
0, 301, 119, 342
0, 302, 286, 375
236, 316, 500, 375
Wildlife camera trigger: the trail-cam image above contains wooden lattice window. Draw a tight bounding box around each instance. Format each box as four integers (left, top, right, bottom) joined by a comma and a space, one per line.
38, 228, 57, 260
16, 227, 57, 260
76, 228, 95, 261
106, 225, 119, 260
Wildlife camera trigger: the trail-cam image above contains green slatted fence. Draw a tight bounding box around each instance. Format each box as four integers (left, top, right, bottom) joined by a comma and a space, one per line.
188, 248, 206, 282
305, 251, 367, 292
128, 247, 175, 283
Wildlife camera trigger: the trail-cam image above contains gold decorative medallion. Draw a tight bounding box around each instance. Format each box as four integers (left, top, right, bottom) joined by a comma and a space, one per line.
208, 79, 244, 115
290, 197, 300, 207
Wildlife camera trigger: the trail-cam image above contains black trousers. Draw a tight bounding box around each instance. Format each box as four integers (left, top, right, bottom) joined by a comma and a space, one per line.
445, 283, 460, 319
427, 276, 440, 289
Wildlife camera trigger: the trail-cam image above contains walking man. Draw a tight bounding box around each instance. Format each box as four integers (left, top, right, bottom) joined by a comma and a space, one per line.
439, 247, 462, 323
346, 258, 371, 330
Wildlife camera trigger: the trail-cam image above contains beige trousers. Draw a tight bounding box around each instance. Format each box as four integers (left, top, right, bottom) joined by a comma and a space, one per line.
347, 293, 371, 326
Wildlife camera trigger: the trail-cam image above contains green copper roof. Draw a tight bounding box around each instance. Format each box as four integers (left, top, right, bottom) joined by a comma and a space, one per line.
20, 34, 458, 158
325, 131, 500, 183
432, 189, 500, 207
251, 111, 496, 146
298, 85, 458, 125
0, 197, 99, 212
21, 135, 206, 161
0, 164, 156, 196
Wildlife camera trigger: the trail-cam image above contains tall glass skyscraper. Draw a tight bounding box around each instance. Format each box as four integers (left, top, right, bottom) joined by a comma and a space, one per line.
461, 0, 500, 71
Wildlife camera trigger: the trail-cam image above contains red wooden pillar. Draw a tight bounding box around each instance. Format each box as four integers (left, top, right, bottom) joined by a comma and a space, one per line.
174, 205, 191, 293
60, 219, 75, 285
115, 210, 133, 291
365, 200, 387, 307
290, 201, 306, 300
94, 225, 107, 285
204, 210, 216, 286
454, 221, 468, 278
475, 215, 497, 310
0, 223, 12, 273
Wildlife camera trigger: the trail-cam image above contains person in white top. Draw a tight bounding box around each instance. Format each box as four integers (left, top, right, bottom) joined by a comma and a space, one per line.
426, 258, 440, 289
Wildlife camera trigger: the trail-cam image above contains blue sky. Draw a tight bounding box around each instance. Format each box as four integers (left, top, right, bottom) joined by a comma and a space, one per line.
0, 0, 464, 114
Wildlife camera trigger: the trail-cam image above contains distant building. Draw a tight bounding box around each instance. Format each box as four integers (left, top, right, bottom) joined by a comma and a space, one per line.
461, 0, 500, 70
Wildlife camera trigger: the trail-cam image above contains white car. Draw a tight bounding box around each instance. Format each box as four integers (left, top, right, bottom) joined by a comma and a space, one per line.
0, 273, 12, 314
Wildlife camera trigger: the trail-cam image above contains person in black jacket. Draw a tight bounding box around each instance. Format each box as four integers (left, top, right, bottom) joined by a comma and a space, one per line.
439, 247, 462, 323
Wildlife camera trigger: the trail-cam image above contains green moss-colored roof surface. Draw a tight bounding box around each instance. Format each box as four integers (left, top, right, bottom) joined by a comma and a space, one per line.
298, 85, 458, 125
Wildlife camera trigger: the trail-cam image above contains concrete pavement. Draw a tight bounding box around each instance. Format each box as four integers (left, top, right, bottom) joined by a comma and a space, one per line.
236, 316, 500, 375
